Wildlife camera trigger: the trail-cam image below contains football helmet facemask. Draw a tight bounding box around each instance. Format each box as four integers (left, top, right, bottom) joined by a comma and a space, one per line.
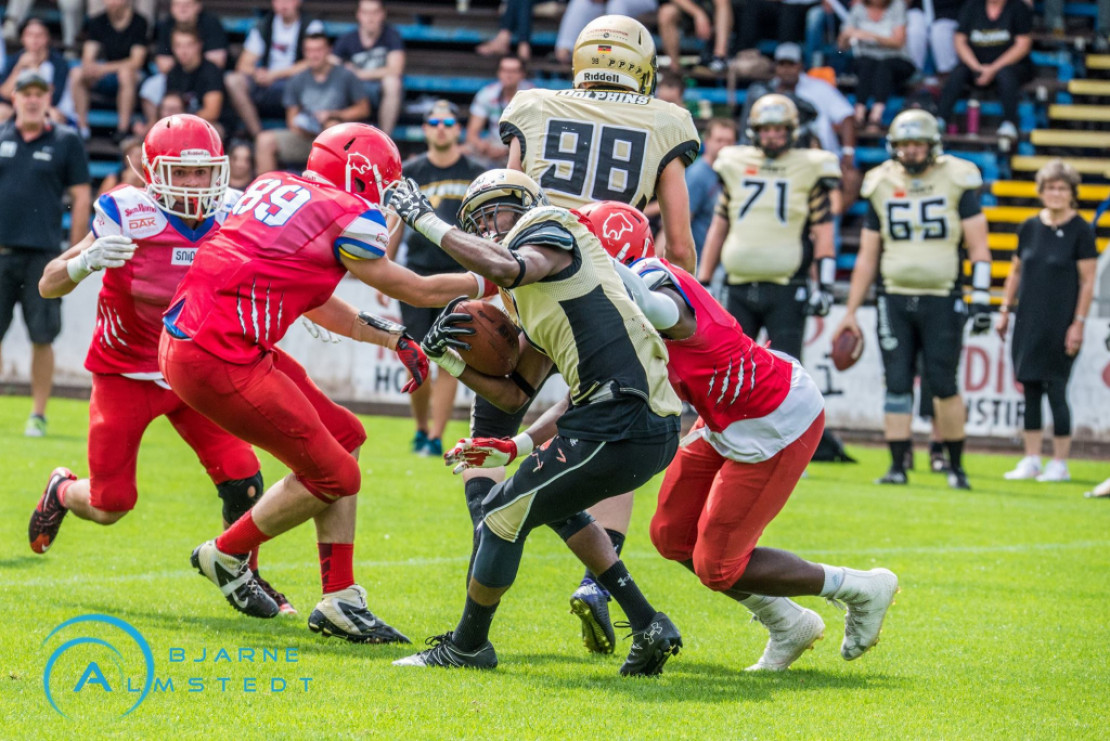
142, 114, 228, 220
886, 109, 942, 175
457, 169, 549, 243
746, 94, 799, 158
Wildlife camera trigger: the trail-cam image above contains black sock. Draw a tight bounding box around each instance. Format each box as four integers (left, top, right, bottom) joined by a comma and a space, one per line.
453, 595, 499, 651
888, 440, 911, 472
595, 561, 656, 632
583, 529, 626, 584
929, 440, 944, 456
945, 439, 964, 471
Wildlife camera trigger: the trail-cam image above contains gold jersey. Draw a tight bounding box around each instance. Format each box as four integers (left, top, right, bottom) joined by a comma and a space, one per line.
499, 88, 700, 210
499, 206, 681, 421
713, 145, 841, 285
862, 154, 983, 296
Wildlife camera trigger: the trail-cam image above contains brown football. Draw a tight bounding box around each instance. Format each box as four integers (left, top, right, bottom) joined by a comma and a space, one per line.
455, 300, 520, 376
830, 328, 864, 371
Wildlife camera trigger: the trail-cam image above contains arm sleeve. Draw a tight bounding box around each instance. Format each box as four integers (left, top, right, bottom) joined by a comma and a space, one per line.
334, 208, 390, 261
864, 201, 882, 232
807, 182, 834, 226
612, 260, 681, 331
958, 188, 981, 219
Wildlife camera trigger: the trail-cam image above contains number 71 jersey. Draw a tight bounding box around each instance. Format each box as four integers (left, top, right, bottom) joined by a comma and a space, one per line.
499, 88, 699, 210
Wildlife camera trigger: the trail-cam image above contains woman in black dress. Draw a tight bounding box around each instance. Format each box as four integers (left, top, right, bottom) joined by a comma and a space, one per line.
996, 160, 1098, 482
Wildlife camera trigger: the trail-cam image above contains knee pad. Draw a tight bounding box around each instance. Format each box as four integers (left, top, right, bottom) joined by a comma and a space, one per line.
884, 391, 914, 414
471, 522, 525, 589
548, 511, 595, 542
216, 471, 264, 524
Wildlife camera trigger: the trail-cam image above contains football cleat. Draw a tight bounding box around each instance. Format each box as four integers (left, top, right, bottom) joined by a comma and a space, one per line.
875, 468, 908, 485
29, 467, 75, 554
828, 568, 899, 661
1004, 456, 1041, 480
308, 585, 410, 644
569, 579, 616, 654
392, 632, 498, 669
617, 612, 682, 676
947, 467, 972, 490
24, 414, 47, 437
190, 540, 279, 618
745, 603, 825, 672
253, 570, 296, 615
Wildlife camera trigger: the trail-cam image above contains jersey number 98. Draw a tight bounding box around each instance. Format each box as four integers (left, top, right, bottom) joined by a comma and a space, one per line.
540, 119, 648, 202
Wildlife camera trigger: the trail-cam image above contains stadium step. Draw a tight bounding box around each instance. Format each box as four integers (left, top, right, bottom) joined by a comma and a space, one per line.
1010, 154, 1110, 176
1048, 103, 1110, 122
984, 204, 1110, 224
1029, 129, 1110, 147
990, 180, 1110, 202
1085, 53, 1110, 70
1067, 78, 1110, 96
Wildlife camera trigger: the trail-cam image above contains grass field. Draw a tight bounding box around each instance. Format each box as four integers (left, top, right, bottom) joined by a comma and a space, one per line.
1, 394, 1108, 739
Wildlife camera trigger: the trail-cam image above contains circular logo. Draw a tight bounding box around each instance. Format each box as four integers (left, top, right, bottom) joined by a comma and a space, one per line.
42, 614, 154, 719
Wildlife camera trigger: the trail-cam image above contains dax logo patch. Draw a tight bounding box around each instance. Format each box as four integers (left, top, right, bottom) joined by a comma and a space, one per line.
171, 247, 197, 266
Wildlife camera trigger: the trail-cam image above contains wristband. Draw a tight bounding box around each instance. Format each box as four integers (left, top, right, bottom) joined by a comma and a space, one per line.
66, 251, 93, 283
413, 212, 452, 246
512, 432, 534, 458
469, 271, 498, 299
818, 256, 836, 288
971, 261, 991, 292
1074, 315, 1087, 324
433, 348, 466, 378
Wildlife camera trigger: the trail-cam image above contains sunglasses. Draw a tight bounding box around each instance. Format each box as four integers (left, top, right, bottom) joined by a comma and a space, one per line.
425, 117, 457, 127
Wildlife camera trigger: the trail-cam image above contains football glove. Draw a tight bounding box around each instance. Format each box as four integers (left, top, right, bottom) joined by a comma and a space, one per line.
67, 235, 137, 282
396, 334, 430, 393
806, 283, 834, 317
385, 177, 452, 245
420, 296, 474, 378
445, 433, 534, 474
968, 292, 992, 336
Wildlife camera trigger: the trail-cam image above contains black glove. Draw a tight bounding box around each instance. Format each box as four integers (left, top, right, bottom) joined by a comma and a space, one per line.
968, 302, 992, 336
385, 177, 436, 229
420, 296, 475, 359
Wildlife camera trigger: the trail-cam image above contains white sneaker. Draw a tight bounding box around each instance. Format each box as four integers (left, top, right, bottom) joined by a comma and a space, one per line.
1004, 456, 1042, 480
745, 600, 825, 671
830, 568, 899, 661
308, 584, 410, 644
1036, 459, 1070, 482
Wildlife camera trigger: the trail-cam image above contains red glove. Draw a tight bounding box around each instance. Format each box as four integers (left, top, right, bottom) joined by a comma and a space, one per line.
444, 433, 534, 474
396, 334, 430, 393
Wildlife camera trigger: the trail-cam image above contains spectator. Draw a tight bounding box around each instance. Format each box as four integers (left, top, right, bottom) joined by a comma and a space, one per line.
655, 69, 687, 107
906, 0, 963, 76
69, 0, 149, 143
139, 0, 229, 115
254, 33, 369, 175
384, 100, 486, 457
465, 55, 533, 164
476, 0, 537, 62
839, 0, 913, 132
686, 118, 736, 256
936, 0, 1032, 141
0, 18, 69, 123
657, 0, 733, 73
95, 135, 145, 197
333, 0, 405, 136
2, 0, 84, 52
0, 71, 90, 437
1044, 0, 1110, 39
227, 140, 256, 190
139, 26, 223, 130
224, 0, 323, 138
738, 0, 819, 53
997, 160, 1098, 483
553, 0, 660, 64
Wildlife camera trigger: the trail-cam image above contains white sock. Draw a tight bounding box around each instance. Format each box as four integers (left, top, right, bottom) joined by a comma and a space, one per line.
819, 564, 846, 597
739, 595, 801, 624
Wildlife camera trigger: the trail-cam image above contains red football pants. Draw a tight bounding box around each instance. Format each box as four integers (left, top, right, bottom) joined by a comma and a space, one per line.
158, 333, 366, 501
88, 373, 260, 512
650, 411, 824, 591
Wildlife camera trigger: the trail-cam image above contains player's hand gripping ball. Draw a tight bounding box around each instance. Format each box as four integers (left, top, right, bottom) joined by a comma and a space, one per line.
830, 327, 864, 371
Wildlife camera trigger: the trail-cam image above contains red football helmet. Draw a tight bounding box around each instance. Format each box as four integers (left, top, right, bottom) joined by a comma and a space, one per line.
578, 201, 655, 265
141, 114, 228, 220
305, 123, 402, 204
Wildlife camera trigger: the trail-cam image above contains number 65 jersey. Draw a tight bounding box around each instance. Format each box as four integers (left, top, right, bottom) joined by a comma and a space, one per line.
499, 88, 699, 210
862, 154, 983, 296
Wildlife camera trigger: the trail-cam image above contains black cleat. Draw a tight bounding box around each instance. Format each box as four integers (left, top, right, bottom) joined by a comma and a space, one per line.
190, 540, 279, 618
618, 612, 682, 677
392, 632, 498, 669
308, 585, 410, 644
29, 467, 76, 554
253, 569, 296, 615
569, 579, 616, 654
875, 468, 908, 485
947, 467, 972, 490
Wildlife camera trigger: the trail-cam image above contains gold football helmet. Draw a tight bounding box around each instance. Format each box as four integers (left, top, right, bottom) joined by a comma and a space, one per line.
572, 15, 657, 96
458, 169, 550, 242
746, 93, 799, 157
886, 109, 943, 174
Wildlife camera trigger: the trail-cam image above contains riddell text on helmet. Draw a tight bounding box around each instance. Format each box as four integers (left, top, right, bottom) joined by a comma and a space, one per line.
582, 71, 623, 84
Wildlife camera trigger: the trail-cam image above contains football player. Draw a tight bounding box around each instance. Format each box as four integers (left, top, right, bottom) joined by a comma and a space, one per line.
31, 115, 294, 614
491, 14, 701, 653
159, 123, 487, 640
833, 109, 992, 489
697, 94, 842, 361
387, 170, 683, 675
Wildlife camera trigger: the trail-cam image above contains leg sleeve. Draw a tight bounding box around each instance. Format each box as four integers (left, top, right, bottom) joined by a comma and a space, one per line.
1045, 378, 1071, 437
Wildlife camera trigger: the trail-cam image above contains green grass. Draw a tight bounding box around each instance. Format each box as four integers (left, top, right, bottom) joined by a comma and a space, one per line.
1, 395, 1108, 739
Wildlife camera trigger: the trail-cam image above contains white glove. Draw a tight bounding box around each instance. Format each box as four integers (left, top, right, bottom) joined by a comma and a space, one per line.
67, 235, 137, 282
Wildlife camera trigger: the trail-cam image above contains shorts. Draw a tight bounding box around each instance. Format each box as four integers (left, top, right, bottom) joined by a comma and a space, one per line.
159, 334, 366, 501
725, 281, 808, 361
0, 248, 61, 344
876, 293, 965, 400
87, 374, 259, 512
650, 411, 823, 591
250, 78, 287, 118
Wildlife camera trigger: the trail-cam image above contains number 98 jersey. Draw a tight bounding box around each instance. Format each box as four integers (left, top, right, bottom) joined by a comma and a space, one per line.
862, 154, 983, 296
499, 88, 699, 210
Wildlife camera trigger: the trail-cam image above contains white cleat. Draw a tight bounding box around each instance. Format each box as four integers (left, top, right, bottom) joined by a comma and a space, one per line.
745, 604, 825, 672
1004, 456, 1042, 480
1035, 460, 1070, 483
190, 540, 278, 619
830, 568, 899, 661
308, 585, 410, 644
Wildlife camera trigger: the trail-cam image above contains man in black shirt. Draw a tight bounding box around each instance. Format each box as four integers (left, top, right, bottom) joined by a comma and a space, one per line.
69, 0, 149, 142
139, 0, 228, 119
146, 26, 223, 132
385, 100, 485, 456
0, 71, 90, 436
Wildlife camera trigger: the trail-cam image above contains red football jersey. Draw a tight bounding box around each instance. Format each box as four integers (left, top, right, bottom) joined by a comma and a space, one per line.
165, 172, 390, 364
85, 185, 237, 375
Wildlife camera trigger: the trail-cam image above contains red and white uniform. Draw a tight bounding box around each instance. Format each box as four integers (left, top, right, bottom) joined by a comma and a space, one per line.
637, 258, 825, 591
84, 185, 259, 511
159, 172, 389, 501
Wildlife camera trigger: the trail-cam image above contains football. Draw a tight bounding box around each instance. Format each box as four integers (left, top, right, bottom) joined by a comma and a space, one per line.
830, 328, 864, 371
455, 300, 520, 376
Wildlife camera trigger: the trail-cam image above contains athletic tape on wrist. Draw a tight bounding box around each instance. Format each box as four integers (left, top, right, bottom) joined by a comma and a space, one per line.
971, 261, 991, 292
414, 212, 452, 246
66, 251, 93, 282
818, 257, 837, 287
512, 432, 534, 458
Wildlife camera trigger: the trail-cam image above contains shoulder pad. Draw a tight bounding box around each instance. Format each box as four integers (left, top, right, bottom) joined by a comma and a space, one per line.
940, 155, 984, 189
860, 161, 893, 199
811, 149, 842, 179
632, 257, 677, 290
335, 206, 390, 261
94, 185, 163, 239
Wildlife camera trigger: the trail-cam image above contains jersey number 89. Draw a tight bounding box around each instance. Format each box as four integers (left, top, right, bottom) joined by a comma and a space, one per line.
232, 178, 311, 227
540, 119, 648, 203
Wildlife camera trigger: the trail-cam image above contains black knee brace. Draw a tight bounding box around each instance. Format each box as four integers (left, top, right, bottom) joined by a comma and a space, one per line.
547, 510, 595, 542
217, 471, 264, 524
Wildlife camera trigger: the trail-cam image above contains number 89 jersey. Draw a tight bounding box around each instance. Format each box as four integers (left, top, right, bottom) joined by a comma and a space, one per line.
862, 154, 983, 296
499, 88, 699, 210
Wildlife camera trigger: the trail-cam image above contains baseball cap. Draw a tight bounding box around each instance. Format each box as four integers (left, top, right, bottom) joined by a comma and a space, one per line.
14, 69, 50, 92
424, 99, 459, 123
774, 43, 803, 64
